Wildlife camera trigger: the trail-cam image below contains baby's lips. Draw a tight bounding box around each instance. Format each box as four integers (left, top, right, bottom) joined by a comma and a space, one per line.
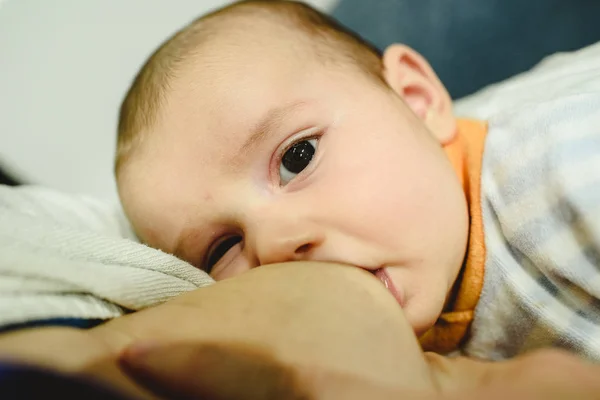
374, 268, 405, 307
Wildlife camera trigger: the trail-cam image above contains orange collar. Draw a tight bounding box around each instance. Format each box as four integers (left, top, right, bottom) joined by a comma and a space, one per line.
419, 119, 488, 353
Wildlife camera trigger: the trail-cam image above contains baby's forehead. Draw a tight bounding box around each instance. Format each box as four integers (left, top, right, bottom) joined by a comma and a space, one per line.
164, 35, 318, 121
156, 6, 346, 130
196, 8, 312, 53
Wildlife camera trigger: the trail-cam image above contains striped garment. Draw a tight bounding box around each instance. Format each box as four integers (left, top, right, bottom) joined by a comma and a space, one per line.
465, 92, 600, 361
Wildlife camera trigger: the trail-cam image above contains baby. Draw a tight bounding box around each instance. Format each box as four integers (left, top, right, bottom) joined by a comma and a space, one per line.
115, 0, 600, 360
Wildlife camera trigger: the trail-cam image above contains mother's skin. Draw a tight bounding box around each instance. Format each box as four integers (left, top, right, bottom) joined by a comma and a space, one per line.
0, 263, 433, 399
1, 263, 600, 400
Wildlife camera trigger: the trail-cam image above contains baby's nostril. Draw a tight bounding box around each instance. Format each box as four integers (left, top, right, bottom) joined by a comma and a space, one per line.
295, 244, 312, 254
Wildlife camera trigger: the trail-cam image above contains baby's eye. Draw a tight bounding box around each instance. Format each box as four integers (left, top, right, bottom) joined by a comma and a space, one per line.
279, 138, 318, 185
205, 235, 242, 273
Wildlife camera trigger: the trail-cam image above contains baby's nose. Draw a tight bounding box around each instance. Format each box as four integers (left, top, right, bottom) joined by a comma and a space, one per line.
253, 220, 324, 266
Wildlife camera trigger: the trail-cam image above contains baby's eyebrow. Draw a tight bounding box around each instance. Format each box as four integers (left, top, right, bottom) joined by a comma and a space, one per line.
229, 100, 309, 171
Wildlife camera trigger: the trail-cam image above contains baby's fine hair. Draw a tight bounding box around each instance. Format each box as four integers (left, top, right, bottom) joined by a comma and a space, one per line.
115, 0, 383, 174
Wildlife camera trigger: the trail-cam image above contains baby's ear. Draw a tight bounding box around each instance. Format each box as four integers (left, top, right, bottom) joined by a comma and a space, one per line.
382, 44, 456, 145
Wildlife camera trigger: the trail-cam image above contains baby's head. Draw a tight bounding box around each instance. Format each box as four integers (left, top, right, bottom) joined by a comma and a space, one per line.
116, 0, 469, 335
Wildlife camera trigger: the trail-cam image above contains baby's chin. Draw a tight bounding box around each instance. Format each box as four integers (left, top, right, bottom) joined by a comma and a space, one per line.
374, 268, 442, 337
400, 296, 445, 338
409, 314, 438, 338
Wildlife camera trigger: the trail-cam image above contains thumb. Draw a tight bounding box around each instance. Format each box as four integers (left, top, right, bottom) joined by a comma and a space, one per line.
118, 341, 310, 400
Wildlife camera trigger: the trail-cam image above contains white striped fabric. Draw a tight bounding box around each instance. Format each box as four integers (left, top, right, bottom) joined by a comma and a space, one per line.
465, 92, 600, 361
0, 185, 213, 327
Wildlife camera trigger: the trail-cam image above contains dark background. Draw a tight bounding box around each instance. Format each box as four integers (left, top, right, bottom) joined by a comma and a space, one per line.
0, 166, 19, 186
333, 0, 600, 99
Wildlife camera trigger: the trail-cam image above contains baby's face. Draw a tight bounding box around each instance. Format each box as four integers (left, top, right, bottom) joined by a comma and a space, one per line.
119, 34, 469, 335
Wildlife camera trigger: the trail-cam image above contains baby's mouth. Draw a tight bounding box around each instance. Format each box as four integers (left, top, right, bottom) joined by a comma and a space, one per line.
373, 268, 405, 308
